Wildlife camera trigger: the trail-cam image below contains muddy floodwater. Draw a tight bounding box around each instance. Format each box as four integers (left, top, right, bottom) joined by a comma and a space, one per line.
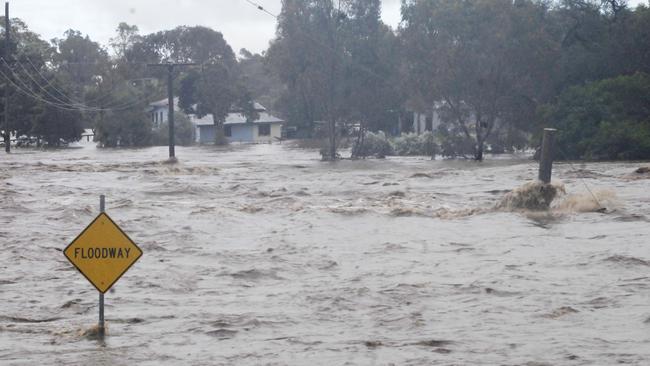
1, 143, 649, 365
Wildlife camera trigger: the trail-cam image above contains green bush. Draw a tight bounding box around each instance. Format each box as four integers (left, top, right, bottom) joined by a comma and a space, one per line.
352, 131, 393, 158
436, 127, 475, 158
95, 108, 153, 148
393, 132, 437, 156
152, 112, 196, 146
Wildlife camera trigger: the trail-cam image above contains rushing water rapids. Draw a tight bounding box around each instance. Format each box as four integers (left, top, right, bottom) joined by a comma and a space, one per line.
0, 142, 649, 365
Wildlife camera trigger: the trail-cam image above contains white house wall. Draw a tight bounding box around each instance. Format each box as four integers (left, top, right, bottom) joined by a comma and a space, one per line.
253, 123, 282, 143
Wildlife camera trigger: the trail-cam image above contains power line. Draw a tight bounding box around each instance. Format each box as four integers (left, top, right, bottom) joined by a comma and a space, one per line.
23, 56, 113, 107
14, 57, 82, 107
0, 65, 90, 111
243, 0, 278, 18
0, 59, 156, 112
18, 57, 155, 110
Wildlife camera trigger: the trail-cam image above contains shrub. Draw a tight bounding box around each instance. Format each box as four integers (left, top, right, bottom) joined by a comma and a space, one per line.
152, 112, 196, 146
352, 131, 393, 158
393, 132, 437, 157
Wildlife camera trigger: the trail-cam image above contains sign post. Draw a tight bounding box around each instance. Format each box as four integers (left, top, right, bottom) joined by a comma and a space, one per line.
64, 195, 143, 337
99, 195, 105, 336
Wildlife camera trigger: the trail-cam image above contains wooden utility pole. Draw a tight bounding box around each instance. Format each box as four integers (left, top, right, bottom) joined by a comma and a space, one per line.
538, 128, 557, 184
147, 62, 197, 159
3, 1, 10, 153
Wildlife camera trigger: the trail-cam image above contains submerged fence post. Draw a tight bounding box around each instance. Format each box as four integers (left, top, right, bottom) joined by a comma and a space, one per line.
538, 128, 557, 184
98, 194, 105, 337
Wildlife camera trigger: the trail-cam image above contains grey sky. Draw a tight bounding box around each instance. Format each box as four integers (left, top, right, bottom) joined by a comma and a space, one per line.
9, 0, 647, 55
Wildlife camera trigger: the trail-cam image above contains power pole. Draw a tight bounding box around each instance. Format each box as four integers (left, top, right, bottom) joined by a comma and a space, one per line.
147, 62, 197, 160
3, 1, 10, 153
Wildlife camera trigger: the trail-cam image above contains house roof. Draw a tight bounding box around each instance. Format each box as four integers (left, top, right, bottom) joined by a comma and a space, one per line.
149, 97, 179, 109
149, 99, 267, 112
192, 111, 284, 126
149, 99, 282, 125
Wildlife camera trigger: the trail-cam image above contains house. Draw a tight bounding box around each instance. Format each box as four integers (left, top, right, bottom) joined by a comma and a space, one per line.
398, 102, 445, 135
193, 103, 284, 144
148, 98, 179, 129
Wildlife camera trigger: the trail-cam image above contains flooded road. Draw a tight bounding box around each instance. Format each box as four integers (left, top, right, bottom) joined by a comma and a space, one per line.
1, 143, 649, 365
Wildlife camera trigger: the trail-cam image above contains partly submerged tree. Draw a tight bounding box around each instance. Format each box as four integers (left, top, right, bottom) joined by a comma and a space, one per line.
400, 0, 561, 160
341, 0, 403, 158
269, 0, 348, 160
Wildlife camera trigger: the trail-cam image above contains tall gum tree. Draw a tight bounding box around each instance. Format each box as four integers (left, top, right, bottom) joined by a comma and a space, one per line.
400, 0, 560, 160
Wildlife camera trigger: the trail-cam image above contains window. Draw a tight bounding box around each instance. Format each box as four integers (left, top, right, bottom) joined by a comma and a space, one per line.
258, 124, 270, 136
225, 125, 232, 137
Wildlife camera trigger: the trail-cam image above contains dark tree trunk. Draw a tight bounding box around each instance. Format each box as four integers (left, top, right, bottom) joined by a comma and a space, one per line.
475, 140, 484, 161
328, 117, 336, 160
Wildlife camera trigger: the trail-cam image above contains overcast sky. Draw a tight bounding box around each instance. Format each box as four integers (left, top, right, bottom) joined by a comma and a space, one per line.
8, 0, 648, 56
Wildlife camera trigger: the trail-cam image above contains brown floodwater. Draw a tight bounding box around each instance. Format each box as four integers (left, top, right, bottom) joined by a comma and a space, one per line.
0, 142, 649, 365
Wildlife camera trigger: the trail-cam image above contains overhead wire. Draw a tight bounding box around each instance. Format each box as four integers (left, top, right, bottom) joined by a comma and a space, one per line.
0, 57, 158, 112
0, 65, 92, 111
23, 56, 115, 107
13, 57, 85, 107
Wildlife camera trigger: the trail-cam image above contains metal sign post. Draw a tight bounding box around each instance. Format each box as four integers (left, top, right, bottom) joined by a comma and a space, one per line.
64, 194, 143, 338
99, 195, 105, 337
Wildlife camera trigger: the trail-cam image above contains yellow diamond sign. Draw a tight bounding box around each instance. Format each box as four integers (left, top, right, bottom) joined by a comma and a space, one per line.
64, 212, 142, 293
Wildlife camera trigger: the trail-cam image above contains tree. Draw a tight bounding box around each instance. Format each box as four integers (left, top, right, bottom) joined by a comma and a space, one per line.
110, 23, 142, 62
31, 105, 83, 146
400, 0, 561, 160
0, 18, 88, 147
153, 112, 195, 146
52, 30, 109, 98
340, 0, 403, 158
541, 72, 650, 160
179, 62, 256, 145
127, 26, 253, 145
95, 101, 152, 148
269, 0, 347, 159
238, 49, 283, 114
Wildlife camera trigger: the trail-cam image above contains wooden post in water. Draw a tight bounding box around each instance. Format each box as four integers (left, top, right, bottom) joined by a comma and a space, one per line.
98, 194, 105, 337
4, 2, 11, 153
538, 128, 557, 184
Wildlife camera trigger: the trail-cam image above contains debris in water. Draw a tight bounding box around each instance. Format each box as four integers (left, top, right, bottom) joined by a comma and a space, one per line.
433, 348, 452, 354
413, 339, 454, 347
543, 306, 578, 319
635, 167, 650, 174
0, 316, 62, 323
604, 255, 650, 267
163, 157, 178, 165
497, 182, 565, 211
206, 329, 238, 339
410, 173, 432, 178
240, 205, 263, 213
554, 190, 617, 213
364, 340, 383, 348
80, 324, 107, 339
